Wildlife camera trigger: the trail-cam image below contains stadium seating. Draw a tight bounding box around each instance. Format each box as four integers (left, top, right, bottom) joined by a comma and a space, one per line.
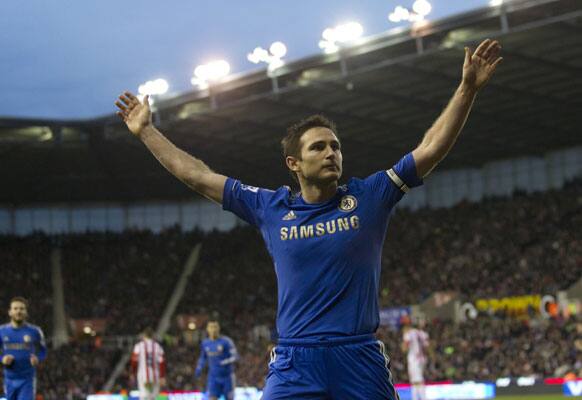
0, 179, 580, 399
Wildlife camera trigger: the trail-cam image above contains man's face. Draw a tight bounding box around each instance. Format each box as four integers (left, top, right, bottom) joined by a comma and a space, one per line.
289, 127, 343, 185
207, 322, 220, 338
9, 301, 27, 324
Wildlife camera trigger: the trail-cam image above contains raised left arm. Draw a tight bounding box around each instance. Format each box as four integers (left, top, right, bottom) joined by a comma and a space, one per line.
412, 39, 502, 178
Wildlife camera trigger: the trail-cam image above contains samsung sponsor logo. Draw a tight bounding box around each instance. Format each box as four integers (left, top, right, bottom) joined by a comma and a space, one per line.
280, 215, 360, 241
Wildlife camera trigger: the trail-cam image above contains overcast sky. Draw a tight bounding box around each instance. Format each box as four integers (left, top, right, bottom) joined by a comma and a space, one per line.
0, 0, 490, 119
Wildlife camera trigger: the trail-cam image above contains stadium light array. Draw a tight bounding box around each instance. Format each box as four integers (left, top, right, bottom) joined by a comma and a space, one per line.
247, 41, 288, 72
319, 22, 364, 54
388, 0, 432, 23
137, 78, 169, 104
191, 60, 231, 89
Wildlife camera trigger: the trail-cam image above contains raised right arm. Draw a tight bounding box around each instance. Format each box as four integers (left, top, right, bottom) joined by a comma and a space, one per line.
115, 92, 227, 204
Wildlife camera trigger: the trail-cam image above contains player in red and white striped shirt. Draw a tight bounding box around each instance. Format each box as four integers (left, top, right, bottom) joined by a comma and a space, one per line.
402, 322, 430, 400
131, 328, 166, 400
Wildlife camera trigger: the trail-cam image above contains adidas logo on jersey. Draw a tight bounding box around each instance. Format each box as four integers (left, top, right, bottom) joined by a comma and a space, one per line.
282, 211, 297, 221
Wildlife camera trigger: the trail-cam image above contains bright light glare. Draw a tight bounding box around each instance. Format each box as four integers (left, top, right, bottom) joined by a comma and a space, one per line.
269, 41, 287, 58
247, 42, 287, 71
83, 326, 92, 334
322, 28, 335, 42
489, 0, 503, 5
194, 60, 230, 82
138, 78, 169, 96
319, 40, 339, 54
248, 47, 270, 64
319, 22, 363, 54
389, 2, 431, 23
268, 58, 284, 72
412, 0, 432, 16
190, 77, 209, 90
389, 6, 410, 22
333, 22, 363, 43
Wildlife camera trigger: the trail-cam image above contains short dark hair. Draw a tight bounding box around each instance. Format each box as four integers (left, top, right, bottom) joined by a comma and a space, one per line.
281, 114, 338, 183
9, 297, 28, 308
142, 327, 154, 338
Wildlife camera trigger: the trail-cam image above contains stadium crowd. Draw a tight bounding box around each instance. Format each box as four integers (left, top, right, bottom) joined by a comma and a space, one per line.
0, 179, 580, 398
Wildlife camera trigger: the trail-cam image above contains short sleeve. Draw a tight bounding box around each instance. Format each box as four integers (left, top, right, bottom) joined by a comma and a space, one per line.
363, 153, 423, 209
222, 178, 274, 227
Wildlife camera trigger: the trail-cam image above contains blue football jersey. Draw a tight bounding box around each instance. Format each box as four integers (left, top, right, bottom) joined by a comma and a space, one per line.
0, 322, 47, 379
222, 152, 422, 339
196, 336, 238, 377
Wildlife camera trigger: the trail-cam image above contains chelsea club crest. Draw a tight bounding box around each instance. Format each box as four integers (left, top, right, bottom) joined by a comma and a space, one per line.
338, 195, 357, 212
23, 334, 31, 343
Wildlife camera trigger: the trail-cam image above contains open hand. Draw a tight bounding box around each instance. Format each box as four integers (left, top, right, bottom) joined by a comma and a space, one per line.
30, 354, 39, 366
2, 354, 14, 366
462, 39, 503, 91
115, 92, 152, 137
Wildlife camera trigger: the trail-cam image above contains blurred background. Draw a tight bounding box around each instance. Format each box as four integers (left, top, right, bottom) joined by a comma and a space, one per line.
0, 0, 580, 399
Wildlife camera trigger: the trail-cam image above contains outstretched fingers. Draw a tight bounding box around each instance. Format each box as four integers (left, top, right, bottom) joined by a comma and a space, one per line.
481, 40, 498, 59
119, 94, 134, 107
124, 91, 139, 103
115, 100, 127, 112
473, 39, 491, 59
463, 47, 472, 67
490, 56, 503, 71
484, 42, 501, 64
115, 91, 137, 120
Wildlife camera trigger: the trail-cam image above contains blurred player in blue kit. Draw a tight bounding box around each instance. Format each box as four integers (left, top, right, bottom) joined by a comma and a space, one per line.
0, 297, 47, 400
195, 320, 238, 400
116, 39, 502, 399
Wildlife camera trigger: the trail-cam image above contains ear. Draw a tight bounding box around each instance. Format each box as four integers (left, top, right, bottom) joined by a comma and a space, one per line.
286, 155, 301, 172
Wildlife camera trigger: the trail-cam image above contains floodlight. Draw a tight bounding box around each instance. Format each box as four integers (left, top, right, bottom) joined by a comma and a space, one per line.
138, 78, 169, 96
247, 42, 287, 71
319, 22, 363, 54
269, 41, 287, 58
412, 0, 432, 16
194, 60, 230, 82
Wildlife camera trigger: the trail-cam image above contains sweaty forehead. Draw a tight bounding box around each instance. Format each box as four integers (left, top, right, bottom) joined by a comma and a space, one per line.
301, 127, 339, 146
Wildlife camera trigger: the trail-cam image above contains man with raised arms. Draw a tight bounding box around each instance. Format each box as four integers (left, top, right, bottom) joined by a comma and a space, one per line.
115, 39, 501, 399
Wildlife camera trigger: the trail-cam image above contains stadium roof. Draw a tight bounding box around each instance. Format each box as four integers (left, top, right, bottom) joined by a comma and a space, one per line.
1, 0, 581, 204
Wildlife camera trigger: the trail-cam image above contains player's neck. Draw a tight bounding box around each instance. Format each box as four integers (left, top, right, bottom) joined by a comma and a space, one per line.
299, 180, 338, 204
10, 320, 24, 328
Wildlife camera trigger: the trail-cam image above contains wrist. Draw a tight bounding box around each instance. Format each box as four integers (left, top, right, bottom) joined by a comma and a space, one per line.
459, 80, 479, 97
138, 124, 157, 141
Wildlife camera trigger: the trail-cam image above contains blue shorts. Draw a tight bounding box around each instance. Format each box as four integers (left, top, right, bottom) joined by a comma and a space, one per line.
3, 377, 35, 400
207, 373, 235, 398
262, 334, 399, 400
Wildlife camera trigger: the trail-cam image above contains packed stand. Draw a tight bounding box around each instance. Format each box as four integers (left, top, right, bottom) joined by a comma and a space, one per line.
0, 180, 580, 397
60, 227, 202, 334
